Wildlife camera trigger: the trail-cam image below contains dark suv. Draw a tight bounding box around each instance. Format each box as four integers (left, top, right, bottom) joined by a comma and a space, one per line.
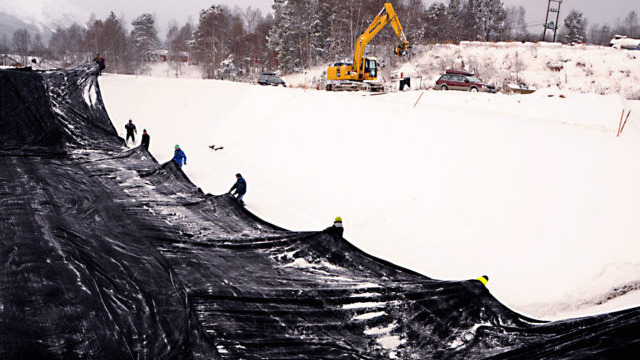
258, 73, 286, 87
434, 70, 496, 93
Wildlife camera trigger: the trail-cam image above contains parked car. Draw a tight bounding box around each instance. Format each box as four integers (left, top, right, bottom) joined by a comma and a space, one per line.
258, 73, 286, 87
434, 70, 496, 93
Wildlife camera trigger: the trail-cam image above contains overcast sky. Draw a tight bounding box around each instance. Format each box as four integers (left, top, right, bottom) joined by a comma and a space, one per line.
4, 0, 639, 38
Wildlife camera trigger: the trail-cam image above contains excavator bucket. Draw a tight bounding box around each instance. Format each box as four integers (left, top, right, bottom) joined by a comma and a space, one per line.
394, 43, 409, 56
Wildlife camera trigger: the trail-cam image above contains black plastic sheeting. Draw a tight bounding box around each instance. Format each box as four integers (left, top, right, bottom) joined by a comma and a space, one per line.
1, 65, 640, 360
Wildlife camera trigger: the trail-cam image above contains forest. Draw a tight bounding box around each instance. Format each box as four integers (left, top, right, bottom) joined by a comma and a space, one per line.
2, 0, 639, 80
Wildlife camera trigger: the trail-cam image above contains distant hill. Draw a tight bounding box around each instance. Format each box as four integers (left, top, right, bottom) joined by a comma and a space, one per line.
0, 1, 89, 43
0, 11, 50, 41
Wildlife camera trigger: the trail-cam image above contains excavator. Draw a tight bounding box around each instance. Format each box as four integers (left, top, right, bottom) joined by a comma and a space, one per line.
326, 2, 410, 92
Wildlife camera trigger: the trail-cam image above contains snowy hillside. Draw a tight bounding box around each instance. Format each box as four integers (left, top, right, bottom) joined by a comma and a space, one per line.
283, 41, 640, 99
0, 0, 88, 40
100, 68, 640, 320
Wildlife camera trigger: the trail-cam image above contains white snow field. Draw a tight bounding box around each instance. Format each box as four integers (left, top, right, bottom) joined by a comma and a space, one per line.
284, 41, 640, 99
100, 65, 640, 321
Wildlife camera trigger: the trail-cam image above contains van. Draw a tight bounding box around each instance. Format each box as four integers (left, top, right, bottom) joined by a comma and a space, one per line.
258, 73, 286, 87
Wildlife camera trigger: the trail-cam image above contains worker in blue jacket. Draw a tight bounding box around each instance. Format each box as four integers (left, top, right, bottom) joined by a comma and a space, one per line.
173, 144, 187, 167
229, 173, 247, 205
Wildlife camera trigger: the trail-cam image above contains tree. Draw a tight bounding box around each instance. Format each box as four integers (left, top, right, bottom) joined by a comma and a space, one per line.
447, 0, 464, 42
192, 5, 231, 78
401, 0, 428, 43
0, 35, 9, 57
424, 2, 449, 43
102, 12, 129, 73
476, 0, 507, 41
166, 21, 192, 75
267, 0, 285, 70
562, 10, 587, 44
624, 11, 639, 38
504, 6, 528, 41
31, 33, 45, 58
255, 13, 276, 70
130, 13, 160, 72
589, 23, 612, 45
243, 7, 262, 33
12, 28, 31, 65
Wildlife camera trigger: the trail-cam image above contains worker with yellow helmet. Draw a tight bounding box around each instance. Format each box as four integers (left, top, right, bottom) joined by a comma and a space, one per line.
327, 216, 344, 237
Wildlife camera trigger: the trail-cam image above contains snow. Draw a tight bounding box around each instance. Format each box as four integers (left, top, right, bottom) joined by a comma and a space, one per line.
341, 302, 388, 310
364, 322, 396, 336
610, 36, 640, 50
363, 322, 406, 352
352, 311, 386, 320
99, 43, 640, 320
143, 62, 204, 79
283, 42, 640, 99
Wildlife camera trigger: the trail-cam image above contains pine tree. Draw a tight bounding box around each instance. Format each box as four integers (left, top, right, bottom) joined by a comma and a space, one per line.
562, 10, 587, 44
91, 12, 128, 73
309, 1, 327, 65
461, 0, 482, 40
130, 13, 159, 72
267, 0, 285, 70
193, 5, 228, 78
276, 2, 299, 72
424, 2, 449, 43
447, 0, 464, 42
401, 0, 427, 44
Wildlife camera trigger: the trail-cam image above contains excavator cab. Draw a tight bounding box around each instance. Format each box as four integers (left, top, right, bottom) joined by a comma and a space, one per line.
364, 58, 377, 79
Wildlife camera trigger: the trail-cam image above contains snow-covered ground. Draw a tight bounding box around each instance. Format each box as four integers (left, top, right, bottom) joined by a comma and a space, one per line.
284, 41, 640, 99
100, 56, 640, 321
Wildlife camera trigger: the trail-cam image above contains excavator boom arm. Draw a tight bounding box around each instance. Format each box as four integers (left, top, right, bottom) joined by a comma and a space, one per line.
353, 3, 409, 74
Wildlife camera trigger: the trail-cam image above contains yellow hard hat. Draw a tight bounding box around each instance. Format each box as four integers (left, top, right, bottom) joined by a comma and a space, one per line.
476, 275, 489, 286
334, 216, 342, 222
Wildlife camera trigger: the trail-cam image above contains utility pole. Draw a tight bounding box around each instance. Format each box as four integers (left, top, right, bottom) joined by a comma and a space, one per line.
542, 0, 551, 41
542, 0, 563, 42
552, 0, 563, 42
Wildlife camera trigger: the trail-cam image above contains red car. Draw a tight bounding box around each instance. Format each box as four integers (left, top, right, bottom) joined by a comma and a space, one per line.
434, 70, 496, 93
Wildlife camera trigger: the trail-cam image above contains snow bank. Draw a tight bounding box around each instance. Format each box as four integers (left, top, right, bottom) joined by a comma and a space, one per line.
284, 41, 640, 99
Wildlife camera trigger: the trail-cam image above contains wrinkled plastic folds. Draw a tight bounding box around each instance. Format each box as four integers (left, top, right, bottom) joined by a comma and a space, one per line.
1, 65, 640, 360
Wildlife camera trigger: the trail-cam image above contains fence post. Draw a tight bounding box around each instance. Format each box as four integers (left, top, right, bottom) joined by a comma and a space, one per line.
620, 110, 632, 135
617, 109, 625, 137
413, 92, 424, 108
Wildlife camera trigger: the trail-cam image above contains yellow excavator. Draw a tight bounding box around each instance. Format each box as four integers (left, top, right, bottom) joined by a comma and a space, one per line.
326, 2, 410, 92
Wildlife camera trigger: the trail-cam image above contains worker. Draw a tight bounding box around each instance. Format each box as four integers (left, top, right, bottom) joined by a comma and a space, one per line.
140, 129, 150, 151
94, 53, 105, 75
476, 275, 489, 286
229, 173, 247, 205
327, 216, 344, 237
124, 119, 137, 145
173, 144, 187, 167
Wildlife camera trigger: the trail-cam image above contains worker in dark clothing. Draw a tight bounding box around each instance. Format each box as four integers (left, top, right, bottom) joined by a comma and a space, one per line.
173, 144, 187, 167
229, 173, 247, 205
124, 119, 137, 145
140, 129, 150, 151
94, 53, 105, 75
327, 216, 344, 237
